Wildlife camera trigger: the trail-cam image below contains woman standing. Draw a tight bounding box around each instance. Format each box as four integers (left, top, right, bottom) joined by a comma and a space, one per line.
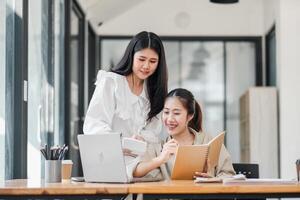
83, 31, 168, 178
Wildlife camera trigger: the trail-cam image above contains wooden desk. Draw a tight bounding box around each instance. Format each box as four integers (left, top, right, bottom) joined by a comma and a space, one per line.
129, 180, 300, 199
1, 179, 300, 200
0, 179, 128, 199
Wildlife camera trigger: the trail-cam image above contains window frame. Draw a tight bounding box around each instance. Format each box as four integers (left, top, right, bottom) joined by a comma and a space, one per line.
5, 0, 28, 179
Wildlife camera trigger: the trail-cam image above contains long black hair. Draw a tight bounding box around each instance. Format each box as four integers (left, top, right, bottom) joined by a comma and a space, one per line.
166, 88, 203, 132
111, 31, 168, 121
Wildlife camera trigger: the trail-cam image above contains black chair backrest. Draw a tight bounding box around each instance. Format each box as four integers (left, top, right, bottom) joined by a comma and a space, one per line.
232, 163, 259, 178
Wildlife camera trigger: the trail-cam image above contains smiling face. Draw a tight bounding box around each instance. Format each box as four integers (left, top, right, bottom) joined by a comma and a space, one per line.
132, 48, 159, 81
162, 97, 193, 137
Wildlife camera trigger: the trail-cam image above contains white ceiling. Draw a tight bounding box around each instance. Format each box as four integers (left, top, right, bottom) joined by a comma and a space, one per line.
76, 0, 145, 33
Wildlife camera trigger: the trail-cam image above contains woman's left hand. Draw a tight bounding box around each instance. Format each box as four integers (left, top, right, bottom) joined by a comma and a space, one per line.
194, 158, 212, 178
194, 172, 212, 178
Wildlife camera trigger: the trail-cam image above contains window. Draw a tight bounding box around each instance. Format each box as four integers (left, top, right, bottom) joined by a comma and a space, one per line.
177, 41, 225, 134
4, 0, 28, 180
101, 39, 130, 71
161, 41, 226, 135
66, 2, 86, 176
27, 0, 65, 180
27, 0, 53, 180
53, 0, 65, 145
1, 0, 67, 180
225, 42, 256, 161
0, 0, 6, 181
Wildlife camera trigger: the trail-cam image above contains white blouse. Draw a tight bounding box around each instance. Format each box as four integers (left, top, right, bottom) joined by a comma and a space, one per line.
83, 70, 162, 141
83, 70, 162, 178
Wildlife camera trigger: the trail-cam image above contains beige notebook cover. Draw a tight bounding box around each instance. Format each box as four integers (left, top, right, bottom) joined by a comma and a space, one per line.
206, 131, 225, 169
171, 131, 225, 180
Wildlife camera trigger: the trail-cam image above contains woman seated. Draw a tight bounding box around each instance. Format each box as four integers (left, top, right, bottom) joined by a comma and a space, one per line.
133, 88, 235, 180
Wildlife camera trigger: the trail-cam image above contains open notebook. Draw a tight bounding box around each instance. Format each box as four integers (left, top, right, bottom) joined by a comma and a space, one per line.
171, 131, 225, 180
223, 178, 298, 185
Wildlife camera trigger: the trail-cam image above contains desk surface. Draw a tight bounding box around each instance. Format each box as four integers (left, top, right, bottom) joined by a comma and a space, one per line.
128, 180, 300, 194
1, 179, 300, 196
0, 179, 128, 195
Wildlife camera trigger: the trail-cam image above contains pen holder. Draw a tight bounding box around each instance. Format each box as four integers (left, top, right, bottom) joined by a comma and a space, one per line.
45, 160, 62, 183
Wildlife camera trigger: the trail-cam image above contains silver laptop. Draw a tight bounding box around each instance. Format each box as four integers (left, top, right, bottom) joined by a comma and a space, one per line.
78, 133, 161, 183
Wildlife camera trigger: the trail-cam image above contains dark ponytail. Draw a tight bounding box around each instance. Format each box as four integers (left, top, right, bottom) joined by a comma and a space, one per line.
166, 88, 203, 132
189, 100, 202, 132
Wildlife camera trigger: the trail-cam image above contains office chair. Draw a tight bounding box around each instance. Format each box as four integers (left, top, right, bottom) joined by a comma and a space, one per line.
232, 163, 259, 178
233, 163, 263, 200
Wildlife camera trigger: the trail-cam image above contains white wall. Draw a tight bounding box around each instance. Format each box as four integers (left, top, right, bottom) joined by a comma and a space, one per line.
263, 0, 300, 179
276, 0, 300, 178
263, 0, 278, 34
97, 0, 264, 36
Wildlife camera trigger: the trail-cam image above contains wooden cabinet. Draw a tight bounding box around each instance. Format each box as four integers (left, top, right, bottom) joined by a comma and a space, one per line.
239, 87, 278, 178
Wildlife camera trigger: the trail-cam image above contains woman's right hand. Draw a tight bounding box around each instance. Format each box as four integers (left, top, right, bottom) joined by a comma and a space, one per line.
158, 139, 178, 163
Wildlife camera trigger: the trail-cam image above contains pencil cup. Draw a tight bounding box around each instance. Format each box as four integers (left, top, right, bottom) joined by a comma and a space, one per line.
45, 160, 62, 183
61, 160, 73, 181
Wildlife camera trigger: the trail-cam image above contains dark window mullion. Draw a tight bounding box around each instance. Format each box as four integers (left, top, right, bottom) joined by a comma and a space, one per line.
223, 41, 227, 143
21, 0, 28, 179
44, 0, 55, 146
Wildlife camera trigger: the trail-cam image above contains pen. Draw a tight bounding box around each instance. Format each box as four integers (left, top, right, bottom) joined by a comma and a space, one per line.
40, 144, 68, 160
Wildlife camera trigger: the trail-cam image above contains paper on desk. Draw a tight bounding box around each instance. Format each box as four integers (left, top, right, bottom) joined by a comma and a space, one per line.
194, 177, 223, 183
223, 178, 298, 185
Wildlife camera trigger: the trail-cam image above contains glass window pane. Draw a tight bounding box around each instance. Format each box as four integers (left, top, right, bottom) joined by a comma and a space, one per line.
225, 42, 256, 162
68, 7, 86, 176
54, 0, 65, 145
0, 0, 6, 181
101, 39, 130, 71
5, 0, 19, 180
181, 42, 225, 136
70, 9, 80, 132
163, 41, 180, 90
27, 0, 52, 180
